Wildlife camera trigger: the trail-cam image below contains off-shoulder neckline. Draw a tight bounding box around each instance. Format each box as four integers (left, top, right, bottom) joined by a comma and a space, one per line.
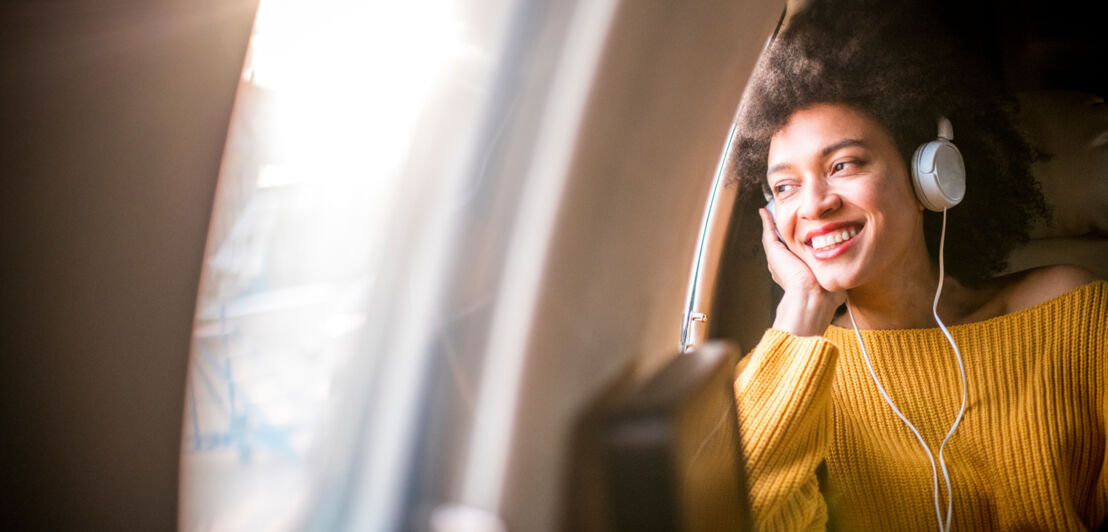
825, 279, 1106, 335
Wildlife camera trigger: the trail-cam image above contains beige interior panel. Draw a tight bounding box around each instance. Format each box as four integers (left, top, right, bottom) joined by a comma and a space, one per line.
479, 2, 784, 530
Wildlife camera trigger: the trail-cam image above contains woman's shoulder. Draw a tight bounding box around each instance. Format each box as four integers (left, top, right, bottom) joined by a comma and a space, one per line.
995, 264, 1103, 315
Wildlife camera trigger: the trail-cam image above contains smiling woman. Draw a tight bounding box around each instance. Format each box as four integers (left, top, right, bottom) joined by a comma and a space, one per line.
764, 104, 925, 298
729, 1, 1106, 530
735, 5, 1048, 290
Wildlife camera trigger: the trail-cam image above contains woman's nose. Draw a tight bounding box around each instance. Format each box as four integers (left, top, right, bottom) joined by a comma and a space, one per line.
796, 180, 842, 220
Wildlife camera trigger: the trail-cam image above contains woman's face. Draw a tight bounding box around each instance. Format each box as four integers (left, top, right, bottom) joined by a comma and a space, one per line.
766, 103, 926, 292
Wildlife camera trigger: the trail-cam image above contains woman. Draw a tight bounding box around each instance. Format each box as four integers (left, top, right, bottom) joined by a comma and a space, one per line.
732, 2, 1107, 530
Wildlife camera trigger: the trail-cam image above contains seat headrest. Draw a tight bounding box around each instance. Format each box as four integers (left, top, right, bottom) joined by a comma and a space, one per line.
1018, 91, 1108, 238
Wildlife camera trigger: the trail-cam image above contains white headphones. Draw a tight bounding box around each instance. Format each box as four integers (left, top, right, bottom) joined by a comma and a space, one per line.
911, 116, 966, 211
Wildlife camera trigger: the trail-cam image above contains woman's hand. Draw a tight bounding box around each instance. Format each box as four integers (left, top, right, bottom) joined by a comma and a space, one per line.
759, 208, 845, 337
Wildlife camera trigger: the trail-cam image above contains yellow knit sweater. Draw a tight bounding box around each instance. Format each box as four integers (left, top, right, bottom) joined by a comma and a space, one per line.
735, 280, 1108, 530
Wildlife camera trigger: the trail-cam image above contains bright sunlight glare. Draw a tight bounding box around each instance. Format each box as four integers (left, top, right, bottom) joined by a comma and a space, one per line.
180, 0, 486, 529
245, 0, 468, 188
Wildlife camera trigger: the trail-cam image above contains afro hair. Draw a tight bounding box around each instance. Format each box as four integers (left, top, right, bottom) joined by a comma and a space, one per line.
733, 0, 1048, 285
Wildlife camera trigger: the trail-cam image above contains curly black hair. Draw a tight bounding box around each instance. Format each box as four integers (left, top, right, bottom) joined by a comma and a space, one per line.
733, 0, 1048, 285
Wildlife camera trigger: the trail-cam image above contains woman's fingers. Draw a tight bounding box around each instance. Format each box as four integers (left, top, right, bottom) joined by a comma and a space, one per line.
759, 207, 799, 278
758, 208, 785, 283
758, 207, 781, 248
758, 208, 820, 292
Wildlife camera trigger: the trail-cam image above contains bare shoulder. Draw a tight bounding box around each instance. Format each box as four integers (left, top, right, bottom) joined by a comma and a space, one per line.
1000, 265, 1102, 314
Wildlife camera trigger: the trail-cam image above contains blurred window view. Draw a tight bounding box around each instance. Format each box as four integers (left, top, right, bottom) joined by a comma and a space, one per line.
179, 0, 515, 529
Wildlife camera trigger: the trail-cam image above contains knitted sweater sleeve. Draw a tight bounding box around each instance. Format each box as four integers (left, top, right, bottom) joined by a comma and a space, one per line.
734, 328, 839, 531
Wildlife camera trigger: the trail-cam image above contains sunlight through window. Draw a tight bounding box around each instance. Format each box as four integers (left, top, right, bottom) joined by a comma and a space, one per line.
179, 0, 508, 528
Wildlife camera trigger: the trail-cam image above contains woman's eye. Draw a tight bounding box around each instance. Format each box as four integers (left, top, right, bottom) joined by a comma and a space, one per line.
831, 159, 862, 174
773, 183, 795, 195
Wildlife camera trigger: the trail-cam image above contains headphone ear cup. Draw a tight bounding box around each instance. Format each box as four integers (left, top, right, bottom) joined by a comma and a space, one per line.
911, 138, 966, 211
766, 198, 783, 241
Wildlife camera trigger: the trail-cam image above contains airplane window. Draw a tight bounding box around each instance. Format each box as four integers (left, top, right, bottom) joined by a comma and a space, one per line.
682, 9, 785, 355
680, 124, 739, 352
178, 0, 517, 529
177, 0, 791, 528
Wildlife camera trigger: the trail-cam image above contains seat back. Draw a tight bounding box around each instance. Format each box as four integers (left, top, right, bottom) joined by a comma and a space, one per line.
565, 341, 751, 532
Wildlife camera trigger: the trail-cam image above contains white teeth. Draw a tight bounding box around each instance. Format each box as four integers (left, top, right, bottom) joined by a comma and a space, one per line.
811, 227, 860, 251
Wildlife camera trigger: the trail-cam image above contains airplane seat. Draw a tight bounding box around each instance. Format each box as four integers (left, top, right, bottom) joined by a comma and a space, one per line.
1005, 90, 1108, 280
564, 341, 752, 532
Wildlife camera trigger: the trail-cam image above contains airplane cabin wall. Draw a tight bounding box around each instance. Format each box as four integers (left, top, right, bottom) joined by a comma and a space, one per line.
0, 1, 258, 528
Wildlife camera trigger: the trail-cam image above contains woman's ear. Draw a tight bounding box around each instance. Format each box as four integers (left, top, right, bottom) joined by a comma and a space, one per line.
909, 169, 926, 212
905, 173, 926, 212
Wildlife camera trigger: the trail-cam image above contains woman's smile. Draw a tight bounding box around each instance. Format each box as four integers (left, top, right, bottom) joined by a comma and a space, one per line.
806, 223, 863, 257
766, 103, 927, 292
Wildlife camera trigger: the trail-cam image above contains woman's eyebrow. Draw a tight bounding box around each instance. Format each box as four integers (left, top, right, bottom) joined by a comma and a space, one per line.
821, 138, 866, 157
766, 138, 867, 177
765, 161, 792, 176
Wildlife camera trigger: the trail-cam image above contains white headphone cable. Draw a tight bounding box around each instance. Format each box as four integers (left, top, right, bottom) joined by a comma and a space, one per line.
847, 208, 968, 531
